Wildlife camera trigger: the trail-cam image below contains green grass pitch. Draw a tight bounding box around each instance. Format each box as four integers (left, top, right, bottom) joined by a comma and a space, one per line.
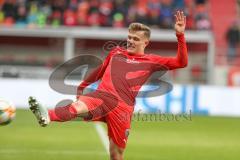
1, 109, 240, 160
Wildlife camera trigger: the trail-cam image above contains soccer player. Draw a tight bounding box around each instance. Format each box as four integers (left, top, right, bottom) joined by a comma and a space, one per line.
29, 11, 187, 160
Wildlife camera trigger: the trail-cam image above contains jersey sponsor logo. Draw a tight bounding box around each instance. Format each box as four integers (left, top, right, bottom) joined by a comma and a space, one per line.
113, 55, 140, 64
126, 59, 140, 64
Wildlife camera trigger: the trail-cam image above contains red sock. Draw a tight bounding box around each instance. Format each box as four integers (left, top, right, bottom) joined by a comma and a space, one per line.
48, 104, 78, 122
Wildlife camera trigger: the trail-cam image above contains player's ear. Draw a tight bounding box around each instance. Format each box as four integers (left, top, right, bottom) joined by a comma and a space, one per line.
145, 40, 149, 47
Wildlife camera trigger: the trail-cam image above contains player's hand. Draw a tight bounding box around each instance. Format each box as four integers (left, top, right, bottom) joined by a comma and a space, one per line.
174, 11, 186, 35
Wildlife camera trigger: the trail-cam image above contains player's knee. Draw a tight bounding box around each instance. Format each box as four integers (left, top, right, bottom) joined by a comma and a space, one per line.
110, 147, 124, 160
110, 152, 122, 160
119, 149, 124, 155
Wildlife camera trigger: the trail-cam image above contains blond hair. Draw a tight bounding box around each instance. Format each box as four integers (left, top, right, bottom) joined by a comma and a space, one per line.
128, 23, 151, 39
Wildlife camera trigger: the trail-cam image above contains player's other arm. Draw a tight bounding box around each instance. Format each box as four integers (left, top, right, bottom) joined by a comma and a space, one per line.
76, 49, 114, 98
76, 63, 105, 96
77, 54, 112, 95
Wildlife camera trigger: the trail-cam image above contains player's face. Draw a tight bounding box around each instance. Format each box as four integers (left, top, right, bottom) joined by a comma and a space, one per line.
127, 31, 149, 54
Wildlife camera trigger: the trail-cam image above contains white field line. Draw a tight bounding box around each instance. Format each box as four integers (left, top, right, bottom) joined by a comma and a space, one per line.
94, 122, 109, 155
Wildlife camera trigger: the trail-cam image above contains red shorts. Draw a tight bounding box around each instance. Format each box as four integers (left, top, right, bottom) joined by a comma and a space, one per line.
78, 91, 133, 149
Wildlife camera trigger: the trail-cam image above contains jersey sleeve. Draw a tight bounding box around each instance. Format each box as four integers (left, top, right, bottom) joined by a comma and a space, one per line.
151, 33, 188, 71
77, 47, 119, 93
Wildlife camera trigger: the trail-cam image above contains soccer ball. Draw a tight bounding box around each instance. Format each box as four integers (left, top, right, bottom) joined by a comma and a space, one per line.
0, 99, 16, 125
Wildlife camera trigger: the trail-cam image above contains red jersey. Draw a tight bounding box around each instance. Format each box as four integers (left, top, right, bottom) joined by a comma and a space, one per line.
78, 33, 187, 107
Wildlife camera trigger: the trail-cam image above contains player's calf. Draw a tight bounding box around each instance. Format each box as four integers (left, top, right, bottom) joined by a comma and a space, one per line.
48, 100, 89, 122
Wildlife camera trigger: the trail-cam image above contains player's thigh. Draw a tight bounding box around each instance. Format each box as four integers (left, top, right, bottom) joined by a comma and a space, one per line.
109, 138, 124, 160
75, 94, 106, 119
106, 109, 131, 148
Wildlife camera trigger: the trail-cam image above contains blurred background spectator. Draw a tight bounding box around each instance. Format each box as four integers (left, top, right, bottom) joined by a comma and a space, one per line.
225, 21, 240, 63
0, 0, 211, 29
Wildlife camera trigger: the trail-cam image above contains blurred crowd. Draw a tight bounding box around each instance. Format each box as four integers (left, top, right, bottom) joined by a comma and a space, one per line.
225, 0, 240, 64
226, 21, 240, 63
0, 0, 211, 29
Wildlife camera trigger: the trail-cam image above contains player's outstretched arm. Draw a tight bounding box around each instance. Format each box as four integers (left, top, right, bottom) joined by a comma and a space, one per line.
153, 11, 188, 70
174, 35, 188, 68
173, 11, 188, 69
